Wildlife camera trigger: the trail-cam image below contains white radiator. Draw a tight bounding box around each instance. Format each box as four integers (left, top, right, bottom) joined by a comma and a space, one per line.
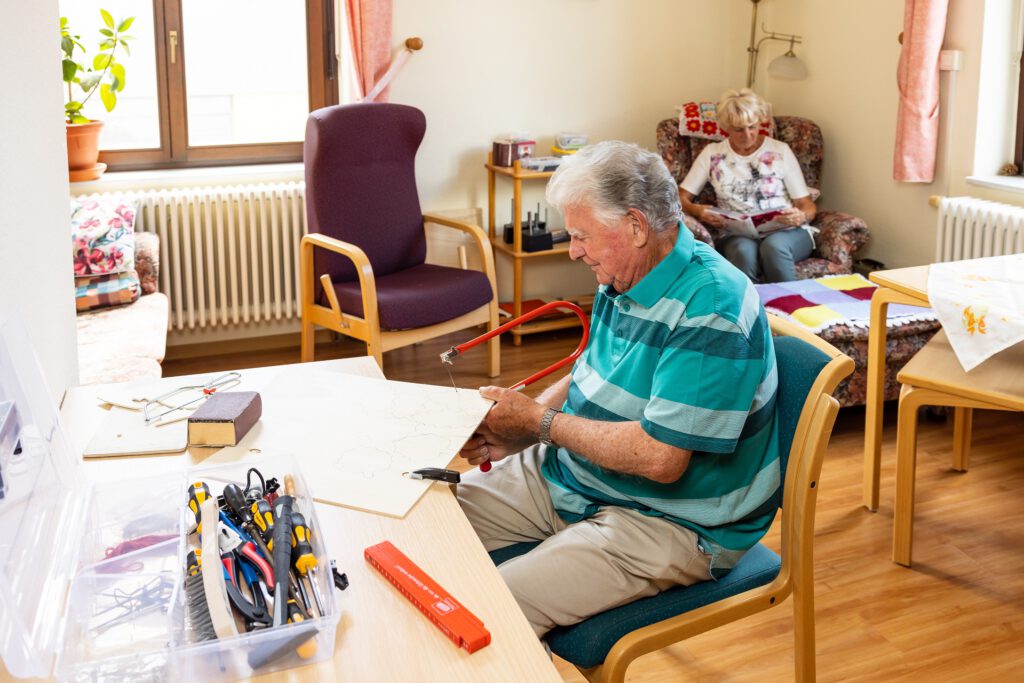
936, 196, 1024, 262
81, 183, 307, 331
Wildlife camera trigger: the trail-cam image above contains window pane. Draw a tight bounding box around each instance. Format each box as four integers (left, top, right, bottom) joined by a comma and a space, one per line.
59, 1, 161, 150
182, 0, 309, 147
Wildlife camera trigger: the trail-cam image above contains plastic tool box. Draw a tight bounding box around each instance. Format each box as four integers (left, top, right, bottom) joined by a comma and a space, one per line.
0, 318, 339, 681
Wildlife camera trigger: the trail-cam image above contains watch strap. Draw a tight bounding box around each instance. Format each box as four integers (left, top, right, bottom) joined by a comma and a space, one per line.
539, 408, 560, 447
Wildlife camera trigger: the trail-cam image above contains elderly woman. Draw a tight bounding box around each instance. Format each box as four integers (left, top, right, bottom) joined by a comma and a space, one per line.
679, 88, 816, 283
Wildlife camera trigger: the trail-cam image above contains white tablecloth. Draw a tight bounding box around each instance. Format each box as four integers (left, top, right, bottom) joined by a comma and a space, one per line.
927, 253, 1024, 371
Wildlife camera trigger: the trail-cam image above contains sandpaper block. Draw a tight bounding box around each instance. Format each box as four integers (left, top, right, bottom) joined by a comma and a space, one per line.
188, 391, 262, 447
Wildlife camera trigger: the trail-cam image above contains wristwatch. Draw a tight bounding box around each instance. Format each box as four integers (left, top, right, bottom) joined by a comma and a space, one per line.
539, 408, 560, 447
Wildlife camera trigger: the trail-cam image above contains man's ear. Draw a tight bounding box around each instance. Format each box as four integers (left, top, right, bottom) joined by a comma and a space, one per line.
626, 208, 650, 247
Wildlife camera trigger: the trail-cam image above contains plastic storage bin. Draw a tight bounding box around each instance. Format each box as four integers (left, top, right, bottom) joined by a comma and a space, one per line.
0, 318, 339, 681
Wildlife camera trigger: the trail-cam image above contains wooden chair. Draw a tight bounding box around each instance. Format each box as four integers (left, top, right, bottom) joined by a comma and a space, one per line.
892, 330, 1024, 566
300, 103, 500, 375
489, 315, 853, 682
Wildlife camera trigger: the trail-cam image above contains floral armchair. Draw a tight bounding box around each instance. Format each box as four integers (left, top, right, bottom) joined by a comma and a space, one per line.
657, 115, 870, 279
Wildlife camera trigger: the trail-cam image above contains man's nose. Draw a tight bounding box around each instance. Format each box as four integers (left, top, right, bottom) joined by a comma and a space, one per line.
568, 241, 584, 260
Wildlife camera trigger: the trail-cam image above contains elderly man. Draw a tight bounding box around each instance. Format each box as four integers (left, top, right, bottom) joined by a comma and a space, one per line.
458, 141, 780, 637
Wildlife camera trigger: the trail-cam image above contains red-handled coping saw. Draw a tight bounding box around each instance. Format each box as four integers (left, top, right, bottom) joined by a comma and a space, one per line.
440, 301, 590, 472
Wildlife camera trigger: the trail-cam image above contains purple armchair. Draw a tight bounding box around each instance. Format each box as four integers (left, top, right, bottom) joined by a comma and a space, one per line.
300, 103, 500, 375
657, 115, 870, 279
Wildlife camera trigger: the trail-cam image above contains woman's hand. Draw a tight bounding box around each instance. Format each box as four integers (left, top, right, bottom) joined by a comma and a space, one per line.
699, 207, 727, 229
458, 386, 546, 467
778, 207, 807, 227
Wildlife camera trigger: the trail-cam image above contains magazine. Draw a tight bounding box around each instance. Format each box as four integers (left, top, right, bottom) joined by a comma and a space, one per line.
706, 208, 793, 239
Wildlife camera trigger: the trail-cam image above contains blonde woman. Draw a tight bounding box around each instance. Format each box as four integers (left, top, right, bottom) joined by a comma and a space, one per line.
680, 88, 816, 283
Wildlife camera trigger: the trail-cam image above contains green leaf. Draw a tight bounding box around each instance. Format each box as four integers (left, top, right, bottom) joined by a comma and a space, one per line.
100, 28, 113, 36
62, 59, 77, 82
66, 101, 83, 112
60, 16, 68, 29
119, 39, 131, 56
100, 9, 114, 29
100, 39, 115, 50
70, 113, 91, 124
100, 83, 116, 111
92, 53, 112, 70
110, 63, 126, 91
79, 73, 101, 92
117, 17, 134, 32
61, 35, 73, 57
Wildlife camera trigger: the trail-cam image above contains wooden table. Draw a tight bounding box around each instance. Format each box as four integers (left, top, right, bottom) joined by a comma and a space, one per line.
863, 265, 930, 511
54, 358, 560, 683
892, 330, 1024, 565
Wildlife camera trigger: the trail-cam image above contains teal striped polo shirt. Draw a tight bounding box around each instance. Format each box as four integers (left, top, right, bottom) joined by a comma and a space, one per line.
541, 226, 780, 575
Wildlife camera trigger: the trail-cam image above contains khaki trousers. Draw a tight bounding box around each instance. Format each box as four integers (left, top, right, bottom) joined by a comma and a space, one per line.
457, 445, 713, 637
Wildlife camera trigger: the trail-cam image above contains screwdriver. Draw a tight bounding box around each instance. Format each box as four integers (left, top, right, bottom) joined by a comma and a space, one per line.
251, 499, 275, 550
187, 482, 211, 534
290, 512, 326, 617
286, 597, 318, 659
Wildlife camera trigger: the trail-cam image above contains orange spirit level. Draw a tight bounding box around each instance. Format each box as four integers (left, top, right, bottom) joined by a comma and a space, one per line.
365, 541, 491, 654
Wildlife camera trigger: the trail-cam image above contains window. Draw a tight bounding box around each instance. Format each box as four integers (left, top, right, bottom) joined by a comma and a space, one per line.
60, 0, 337, 170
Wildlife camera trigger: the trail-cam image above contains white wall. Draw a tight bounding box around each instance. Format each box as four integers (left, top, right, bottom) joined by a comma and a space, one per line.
762, 0, 1023, 269
389, 0, 749, 299
0, 2, 79, 399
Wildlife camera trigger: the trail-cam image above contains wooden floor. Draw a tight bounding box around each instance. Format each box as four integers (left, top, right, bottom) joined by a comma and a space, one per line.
165, 332, 1024, 682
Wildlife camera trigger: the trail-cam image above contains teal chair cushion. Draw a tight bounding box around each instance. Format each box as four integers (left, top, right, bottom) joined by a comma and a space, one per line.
489, 541, 781, 668
487, 335, 831, 669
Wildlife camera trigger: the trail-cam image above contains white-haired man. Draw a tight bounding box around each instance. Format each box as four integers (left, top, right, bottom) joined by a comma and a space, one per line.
458, 140, 780, 637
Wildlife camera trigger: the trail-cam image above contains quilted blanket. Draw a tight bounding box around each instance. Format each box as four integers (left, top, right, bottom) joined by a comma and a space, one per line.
755, 274, 936, 333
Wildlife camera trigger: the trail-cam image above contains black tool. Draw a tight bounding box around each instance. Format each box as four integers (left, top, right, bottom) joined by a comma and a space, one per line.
404, 468, 461, 484
271, 496, 295, 627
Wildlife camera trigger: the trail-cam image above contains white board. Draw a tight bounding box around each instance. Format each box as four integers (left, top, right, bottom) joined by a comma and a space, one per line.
83, 408, 188, 458
204, 367, 492, 518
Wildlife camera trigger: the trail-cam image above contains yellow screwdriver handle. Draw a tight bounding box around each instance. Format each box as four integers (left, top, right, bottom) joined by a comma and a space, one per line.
251, 499, 275, 550
290, 512, 317, 576
187, 482, 211, 534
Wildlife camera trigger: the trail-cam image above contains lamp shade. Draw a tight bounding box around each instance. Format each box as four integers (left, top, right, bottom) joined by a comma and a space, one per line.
768, 52, 808, 80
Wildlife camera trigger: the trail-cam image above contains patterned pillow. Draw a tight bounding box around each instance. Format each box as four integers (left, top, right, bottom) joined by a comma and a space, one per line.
71, 196, 139, 277
75, 271, 141, 313
677, 101, 773, 141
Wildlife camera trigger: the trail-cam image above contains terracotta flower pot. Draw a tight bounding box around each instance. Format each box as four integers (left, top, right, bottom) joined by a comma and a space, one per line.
66, 120, 106, 181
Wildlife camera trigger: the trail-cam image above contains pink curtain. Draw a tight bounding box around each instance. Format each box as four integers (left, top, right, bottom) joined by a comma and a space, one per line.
345, 0, 393, 101
893, 0, 950, 182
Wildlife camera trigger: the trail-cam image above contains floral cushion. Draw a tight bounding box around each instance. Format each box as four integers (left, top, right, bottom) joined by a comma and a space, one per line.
75, 271, 141, 312
71, 196, 138, 276
677, 101, 773, 141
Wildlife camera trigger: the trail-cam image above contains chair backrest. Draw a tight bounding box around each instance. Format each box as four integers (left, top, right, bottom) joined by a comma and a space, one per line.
304, 102, 428, 284
767, 316, 853, 578
656, 115, 824, 206
774, 336, 831, 483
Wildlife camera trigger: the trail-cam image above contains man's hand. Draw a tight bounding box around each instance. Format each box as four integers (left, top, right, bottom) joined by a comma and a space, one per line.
458, 386, 546, 467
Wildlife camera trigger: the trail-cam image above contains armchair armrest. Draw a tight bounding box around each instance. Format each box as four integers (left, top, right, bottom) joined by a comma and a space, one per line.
299, 233, 378, 328
134, 231, 160, 295
682, 214, 717, 246
811, 211, 870, 272
422, 212, 498, 292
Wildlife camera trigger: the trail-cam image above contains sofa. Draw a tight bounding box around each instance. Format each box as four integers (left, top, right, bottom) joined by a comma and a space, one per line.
73, 200, 169, 386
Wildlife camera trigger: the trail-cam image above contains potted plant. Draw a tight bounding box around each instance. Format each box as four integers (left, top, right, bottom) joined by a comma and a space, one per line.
61, 9, 134, 181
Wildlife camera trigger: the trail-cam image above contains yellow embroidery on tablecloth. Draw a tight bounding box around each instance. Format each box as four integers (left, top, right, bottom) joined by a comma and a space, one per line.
961, 306, 987, 335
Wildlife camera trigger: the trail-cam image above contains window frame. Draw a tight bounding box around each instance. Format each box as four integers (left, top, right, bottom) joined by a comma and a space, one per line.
1015, 40, 1024, 172
99, 0, 337, 171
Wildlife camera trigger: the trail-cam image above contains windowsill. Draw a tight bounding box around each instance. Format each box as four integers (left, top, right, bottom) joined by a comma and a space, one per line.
965, 174, 1024, 196
69, 162, 305, 194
